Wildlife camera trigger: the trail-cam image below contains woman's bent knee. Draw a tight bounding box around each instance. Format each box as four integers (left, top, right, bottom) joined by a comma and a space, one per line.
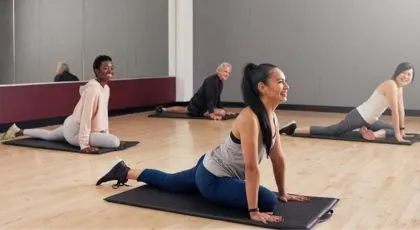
258, 187, 277, 212
109, 135, 120, 148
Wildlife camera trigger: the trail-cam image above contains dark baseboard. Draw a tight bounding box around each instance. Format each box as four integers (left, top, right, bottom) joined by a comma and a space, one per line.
0, 116, 69, 134
2, 101, 419, 133
0, 102, 178, 133
221, 101, 420, 117
222, 101, 354, 112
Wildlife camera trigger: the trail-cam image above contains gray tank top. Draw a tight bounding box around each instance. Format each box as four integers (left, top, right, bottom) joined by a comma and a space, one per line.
203, 119, 277, 180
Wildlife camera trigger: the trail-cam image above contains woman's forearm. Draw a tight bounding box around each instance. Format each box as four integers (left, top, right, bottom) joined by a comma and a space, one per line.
272, 158, 286, 196
391, 110, 401, 135
399, 106, 405, 129
245, 167, 260, 210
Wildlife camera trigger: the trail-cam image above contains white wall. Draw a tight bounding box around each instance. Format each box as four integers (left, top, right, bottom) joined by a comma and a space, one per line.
170, 0, 193, 102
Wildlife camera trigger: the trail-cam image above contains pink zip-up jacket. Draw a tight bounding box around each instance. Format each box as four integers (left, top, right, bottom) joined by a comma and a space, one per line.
71, 79, 110, 149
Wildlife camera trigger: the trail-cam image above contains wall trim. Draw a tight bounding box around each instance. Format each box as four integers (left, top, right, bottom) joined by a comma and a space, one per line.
0, 103, 175, 133
4, 101, 419, 133
221, 101, 420, 117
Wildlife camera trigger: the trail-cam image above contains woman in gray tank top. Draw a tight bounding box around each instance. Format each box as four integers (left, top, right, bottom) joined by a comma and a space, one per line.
280, 62, 414, 143
96, 63, 308, 224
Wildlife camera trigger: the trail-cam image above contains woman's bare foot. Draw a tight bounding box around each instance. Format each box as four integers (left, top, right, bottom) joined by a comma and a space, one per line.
359, 126, 376, 140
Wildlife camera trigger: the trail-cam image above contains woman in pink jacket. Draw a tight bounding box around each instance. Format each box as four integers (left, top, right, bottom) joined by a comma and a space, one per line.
2, 55, 120, 153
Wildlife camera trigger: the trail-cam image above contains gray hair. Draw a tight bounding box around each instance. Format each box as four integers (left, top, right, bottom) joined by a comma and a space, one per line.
216, 62, 232, 73
57, 62, 69, 72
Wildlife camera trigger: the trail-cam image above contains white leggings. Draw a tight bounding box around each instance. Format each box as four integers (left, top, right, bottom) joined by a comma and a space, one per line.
23, 116, 120, 148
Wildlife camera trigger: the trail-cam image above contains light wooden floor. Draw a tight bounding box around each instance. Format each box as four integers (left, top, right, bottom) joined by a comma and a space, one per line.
1, 109, 420, 230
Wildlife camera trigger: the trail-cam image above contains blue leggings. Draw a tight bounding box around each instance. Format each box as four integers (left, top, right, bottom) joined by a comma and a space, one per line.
138, 155, 277, 212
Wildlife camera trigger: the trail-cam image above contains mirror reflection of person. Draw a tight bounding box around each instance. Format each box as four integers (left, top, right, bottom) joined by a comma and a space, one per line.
54, 62, 79, 82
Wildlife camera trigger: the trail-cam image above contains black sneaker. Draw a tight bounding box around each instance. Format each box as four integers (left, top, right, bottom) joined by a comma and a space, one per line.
96, 160, 131, 189
279, 121, 297, 135
155, 105, 164, 114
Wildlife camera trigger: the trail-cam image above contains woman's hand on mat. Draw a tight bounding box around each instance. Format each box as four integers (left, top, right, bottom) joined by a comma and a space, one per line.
250, 211, 282, 223
82, 146, 99, 153
278, 193, 309, 202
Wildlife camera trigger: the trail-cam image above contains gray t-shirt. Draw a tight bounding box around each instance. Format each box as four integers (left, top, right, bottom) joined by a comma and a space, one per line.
203, 132, 276, 180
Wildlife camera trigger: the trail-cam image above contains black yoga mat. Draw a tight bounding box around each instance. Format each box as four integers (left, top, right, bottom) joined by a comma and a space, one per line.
148, 112, 238, 120
104, 185, 339, 229
290, 131, 420, 145
2, 138, 139, 154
